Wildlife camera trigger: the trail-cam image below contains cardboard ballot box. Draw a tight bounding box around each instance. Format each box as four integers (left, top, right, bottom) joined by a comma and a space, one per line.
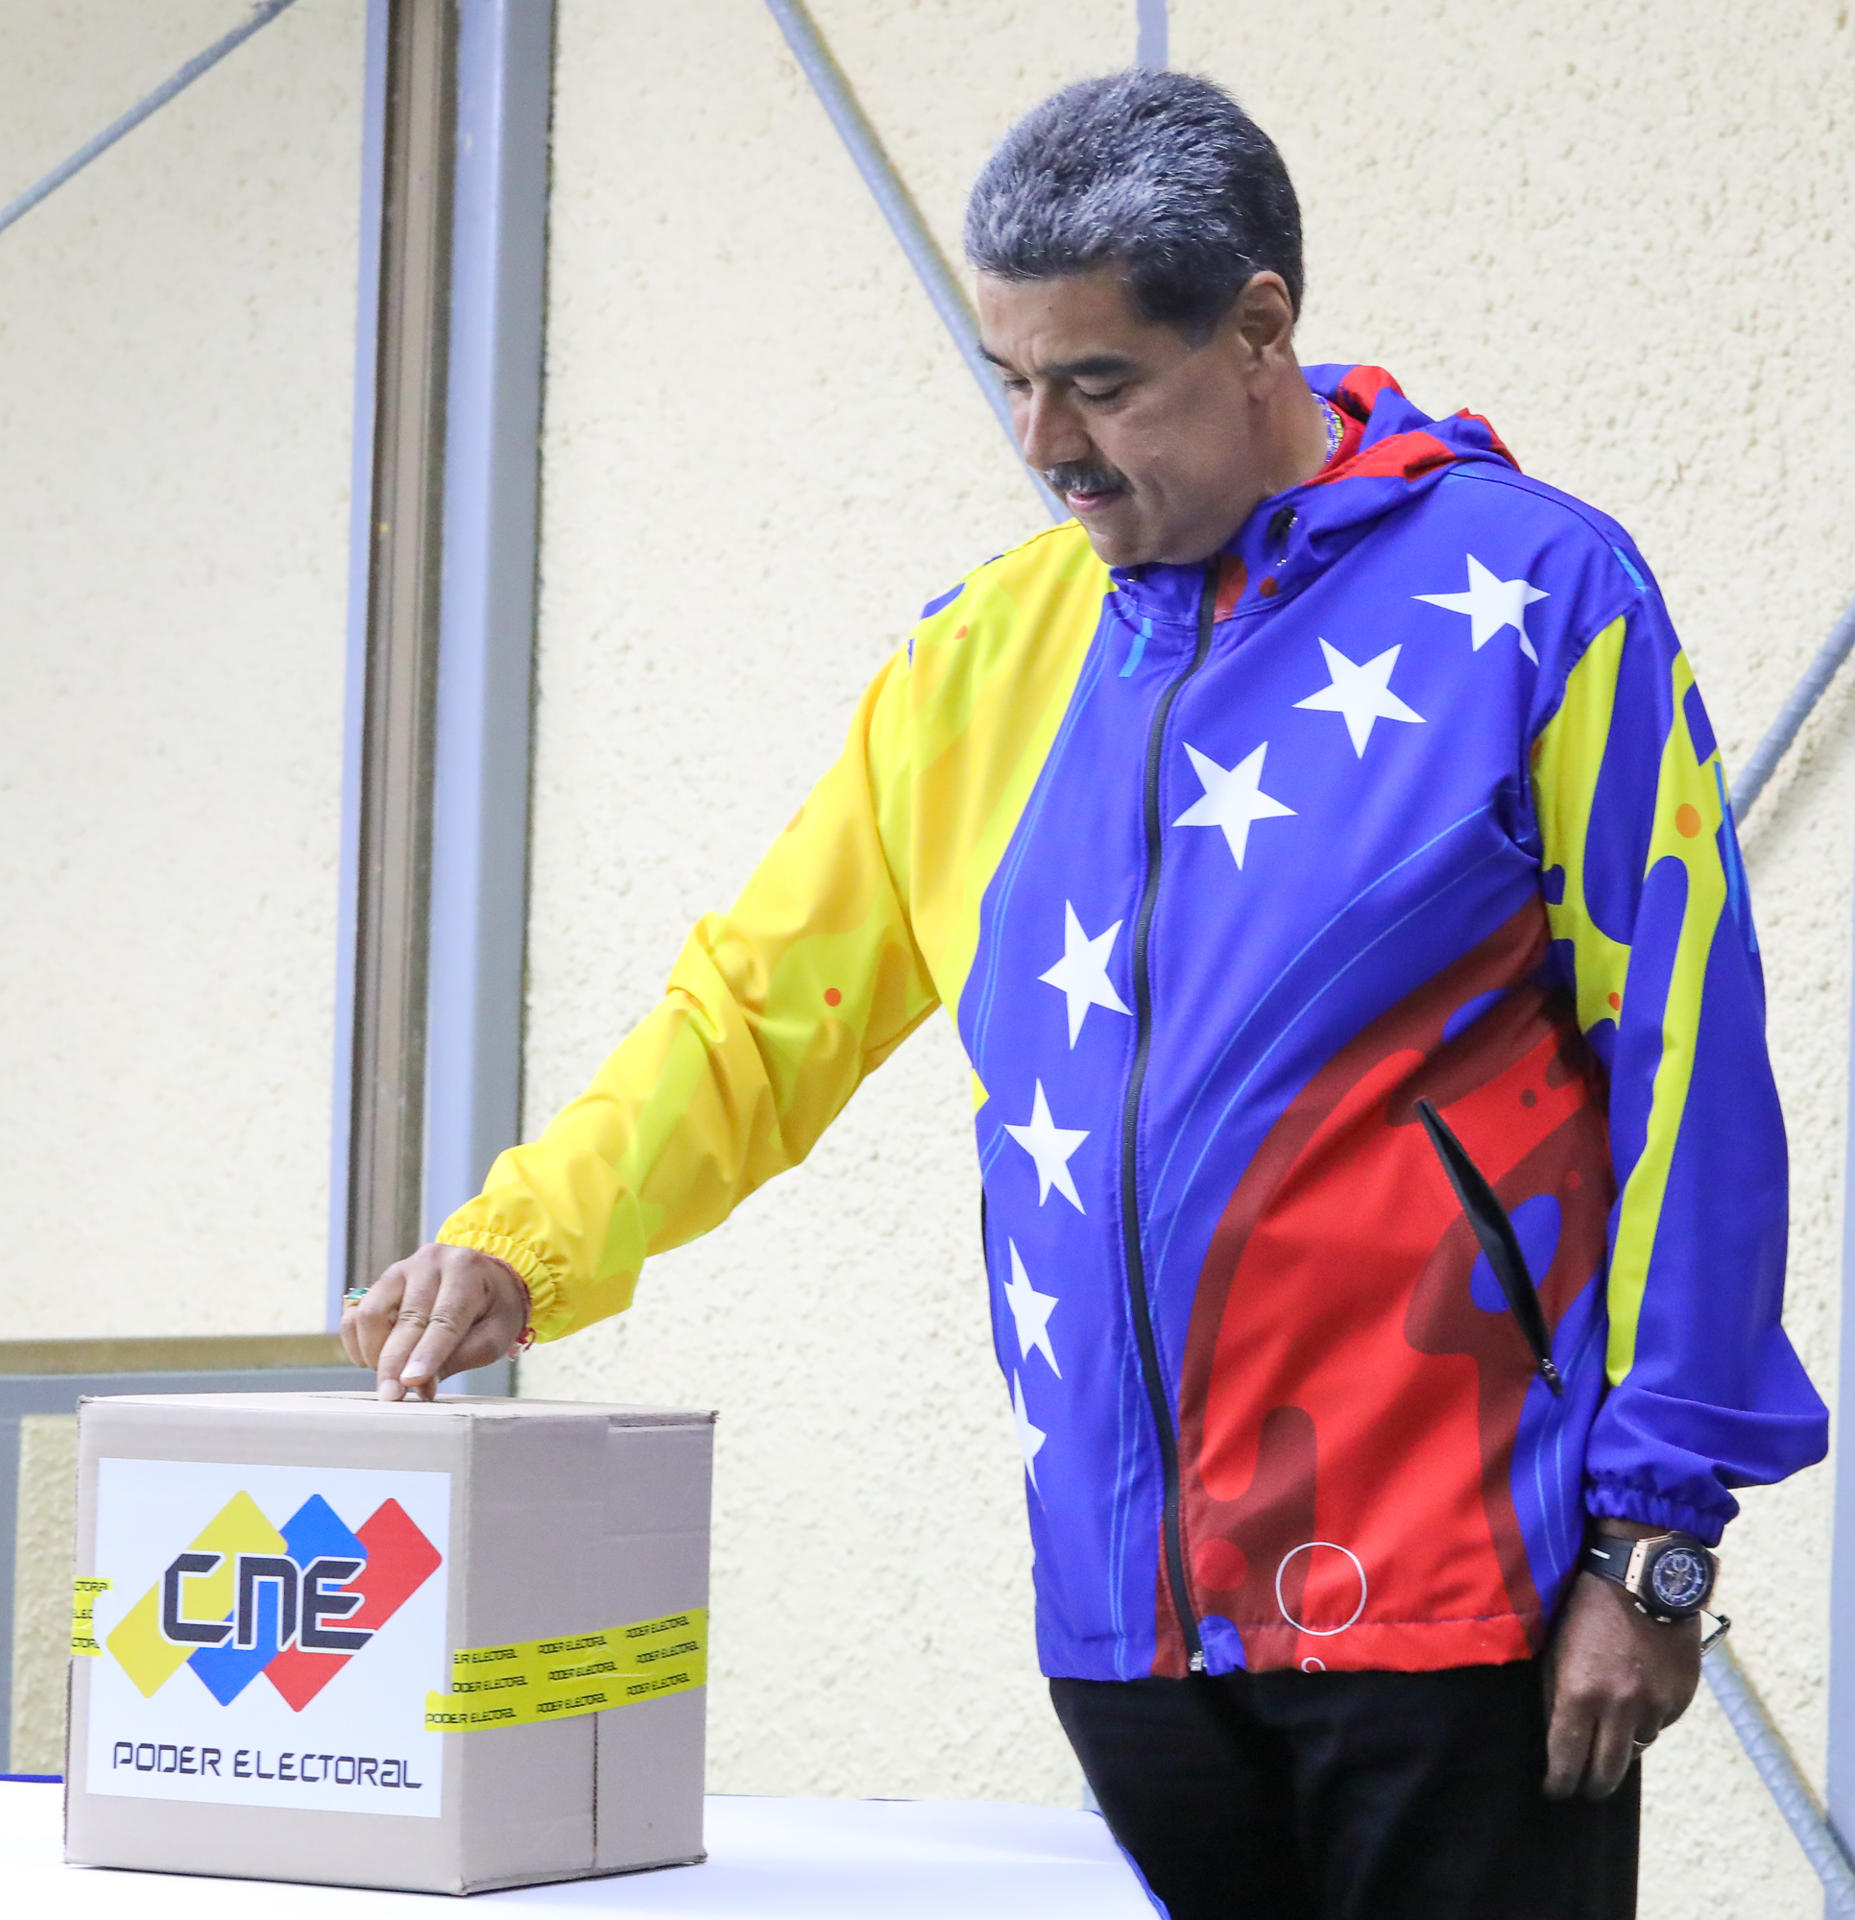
64, 1391, 715, 1894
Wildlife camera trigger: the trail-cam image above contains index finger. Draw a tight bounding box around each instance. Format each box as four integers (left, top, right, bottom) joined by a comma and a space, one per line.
372, 1268, 445, 1402
382, 1265, 483, 1402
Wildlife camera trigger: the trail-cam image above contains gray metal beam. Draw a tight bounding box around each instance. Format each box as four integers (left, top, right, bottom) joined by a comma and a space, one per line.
1702, 1643, 1855, 1916
761, 0, 1062, 523
1733, 595, 1855, 821
422, 0, 553, 1247
0, 0, 304, 240
1136, 0, 1169, 69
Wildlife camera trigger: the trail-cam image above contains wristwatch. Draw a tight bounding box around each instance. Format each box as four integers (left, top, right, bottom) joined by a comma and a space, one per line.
1582, 1530, 1718, 1623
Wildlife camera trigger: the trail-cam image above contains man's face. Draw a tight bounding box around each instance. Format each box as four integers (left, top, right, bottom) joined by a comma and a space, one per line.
977, 265, 1278, 568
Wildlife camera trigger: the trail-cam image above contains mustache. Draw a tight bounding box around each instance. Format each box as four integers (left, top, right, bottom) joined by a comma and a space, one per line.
1042, 459, 1131, 497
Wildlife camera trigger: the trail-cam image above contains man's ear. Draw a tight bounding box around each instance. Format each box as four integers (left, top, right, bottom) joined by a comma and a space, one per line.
1225, 272, 1298, 383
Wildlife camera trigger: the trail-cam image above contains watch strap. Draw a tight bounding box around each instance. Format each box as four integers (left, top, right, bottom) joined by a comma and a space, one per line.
1582, 1534, 1638, 1590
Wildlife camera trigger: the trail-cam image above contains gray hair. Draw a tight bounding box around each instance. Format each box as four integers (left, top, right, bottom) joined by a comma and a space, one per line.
963, 71, 1303, 342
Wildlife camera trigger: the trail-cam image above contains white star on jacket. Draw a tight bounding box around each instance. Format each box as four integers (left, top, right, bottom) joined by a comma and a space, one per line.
1294, 638, 1425, 756
1012, 1371, 1047, 1491
1003, 1241, 1061, 1377
1414, 554, 1549, 662
1174, 742, 1295, 868
1005, 1081, 1088, 1211
1039, 902, 1131, 1046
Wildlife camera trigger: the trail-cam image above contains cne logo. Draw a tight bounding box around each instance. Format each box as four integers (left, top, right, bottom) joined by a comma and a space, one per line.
107, 1492, 441, 1712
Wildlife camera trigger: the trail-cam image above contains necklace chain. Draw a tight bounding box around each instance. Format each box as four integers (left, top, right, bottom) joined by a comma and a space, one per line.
1317, 396, 1344, 463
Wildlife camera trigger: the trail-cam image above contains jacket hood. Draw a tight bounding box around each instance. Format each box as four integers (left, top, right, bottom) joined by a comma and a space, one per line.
1109, 364, 1518, 627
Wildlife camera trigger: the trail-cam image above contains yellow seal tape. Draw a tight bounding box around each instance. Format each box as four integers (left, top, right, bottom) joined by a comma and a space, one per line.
71, 1576, 111, 1657
424, 1607, 707, 1732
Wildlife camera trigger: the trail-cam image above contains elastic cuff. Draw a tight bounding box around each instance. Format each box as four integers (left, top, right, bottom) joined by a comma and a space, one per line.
1585, 1481, 1729, 1548
435, 1229, 568, 1342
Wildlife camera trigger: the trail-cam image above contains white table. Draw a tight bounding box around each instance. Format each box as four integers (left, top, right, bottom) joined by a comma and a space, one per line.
3, 1781, 1155, 1915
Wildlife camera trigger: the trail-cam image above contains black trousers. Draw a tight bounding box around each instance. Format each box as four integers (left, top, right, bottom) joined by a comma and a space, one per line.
1052, 1662, 1638, 1920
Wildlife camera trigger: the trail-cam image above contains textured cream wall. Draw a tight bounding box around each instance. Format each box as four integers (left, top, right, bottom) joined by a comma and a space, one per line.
0, 0, 362, 1338
522, 1, 1849, 1910
11, 1416, 80, 1777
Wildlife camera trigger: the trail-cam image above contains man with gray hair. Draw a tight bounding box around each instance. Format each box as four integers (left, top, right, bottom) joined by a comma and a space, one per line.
347, 71, 1825, 1919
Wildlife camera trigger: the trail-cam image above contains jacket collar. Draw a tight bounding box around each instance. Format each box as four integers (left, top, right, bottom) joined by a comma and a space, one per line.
1107, 364, 1518, 628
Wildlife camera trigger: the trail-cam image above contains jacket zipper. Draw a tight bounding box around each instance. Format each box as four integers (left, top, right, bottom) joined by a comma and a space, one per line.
1413, 1097, 1564, 1395
1120, 565, 1218, 1673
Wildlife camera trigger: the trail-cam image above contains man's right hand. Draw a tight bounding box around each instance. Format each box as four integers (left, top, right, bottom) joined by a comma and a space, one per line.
339, 1244, 530, 1401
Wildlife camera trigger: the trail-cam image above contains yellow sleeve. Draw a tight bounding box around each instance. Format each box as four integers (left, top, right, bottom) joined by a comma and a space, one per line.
438, 650, 936, 1340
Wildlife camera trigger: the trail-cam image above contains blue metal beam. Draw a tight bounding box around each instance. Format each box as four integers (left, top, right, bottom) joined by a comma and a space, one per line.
1703, 1643, 1855, 1915
1136, 0, 1169, 69
421, 0, 552, 1248
762, 0, 1063, 524
0, 0, 304, 240
1733, 595, 1855, 820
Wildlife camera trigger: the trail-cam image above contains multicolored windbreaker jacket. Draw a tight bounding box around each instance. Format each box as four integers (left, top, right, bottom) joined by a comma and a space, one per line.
442, 365, 1828, 1681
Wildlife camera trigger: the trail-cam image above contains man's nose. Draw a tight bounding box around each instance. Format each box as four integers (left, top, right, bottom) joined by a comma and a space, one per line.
1016, 388, 1089, 474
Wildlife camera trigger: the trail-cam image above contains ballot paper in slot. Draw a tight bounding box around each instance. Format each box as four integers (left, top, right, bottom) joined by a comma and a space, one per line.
64, 1390, 715, 1894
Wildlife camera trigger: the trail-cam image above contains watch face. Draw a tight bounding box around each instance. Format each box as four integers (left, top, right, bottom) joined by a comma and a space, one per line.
1647, 1544, 1713, 1613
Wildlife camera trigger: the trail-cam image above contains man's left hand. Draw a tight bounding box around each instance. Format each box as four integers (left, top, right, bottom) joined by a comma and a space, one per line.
1543, 1539, 1702, 1800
